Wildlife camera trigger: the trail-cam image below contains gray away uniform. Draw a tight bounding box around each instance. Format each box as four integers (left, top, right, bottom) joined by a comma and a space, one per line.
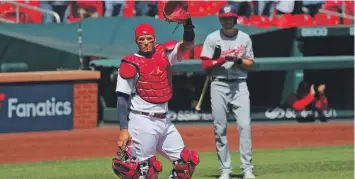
200, 29, 255, 174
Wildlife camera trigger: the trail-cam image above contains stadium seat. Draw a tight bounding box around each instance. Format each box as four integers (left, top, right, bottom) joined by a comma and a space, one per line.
345, 1, 354, 15
322, 0, 339, 11
343, 18, 354, 25
188, 1, 207, 17
123, 0, 135, 17
237, 16, 249, 25
2, 10, 29, 23
183, 50, 192, 60
292, 14, 316, 27
274, 13, 295, 28
199, 2, 212, 16
25, 1, 41, 23
14, 1, 42, 23
163, 40, 177, 52
315, 13, 339, 26
0, 0, 42, 24
323, 0, 354, 15
193, 45, 203, 60
157, 1, 165, 20
320, 0, 353, 25
0, 2, 13, 13
342, 1, 354, 24
248, 15, 272, 28
209, 1, 227, 15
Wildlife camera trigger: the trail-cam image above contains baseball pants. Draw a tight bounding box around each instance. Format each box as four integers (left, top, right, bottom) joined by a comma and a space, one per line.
128, 112, 185, 163
210, 80, 254, 174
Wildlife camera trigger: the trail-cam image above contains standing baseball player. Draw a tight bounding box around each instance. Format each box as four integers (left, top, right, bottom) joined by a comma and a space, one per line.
111, 18, 200, 179
199, 4, 256, 179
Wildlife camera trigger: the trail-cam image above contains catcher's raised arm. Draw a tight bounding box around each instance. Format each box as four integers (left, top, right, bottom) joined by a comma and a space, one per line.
163, 1, 195, 60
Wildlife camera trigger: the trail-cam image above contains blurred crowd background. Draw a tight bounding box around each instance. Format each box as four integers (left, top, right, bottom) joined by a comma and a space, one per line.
0, 0, 353, 26
1, 0, 353, 61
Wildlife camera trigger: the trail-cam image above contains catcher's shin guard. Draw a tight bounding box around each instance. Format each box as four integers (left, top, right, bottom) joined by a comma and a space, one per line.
170, 147, 200, 179
138, 156, 163, 179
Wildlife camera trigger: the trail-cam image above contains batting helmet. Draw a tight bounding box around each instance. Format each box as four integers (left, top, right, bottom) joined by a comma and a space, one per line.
219, 4, 238, 18
135, 23, 155, 40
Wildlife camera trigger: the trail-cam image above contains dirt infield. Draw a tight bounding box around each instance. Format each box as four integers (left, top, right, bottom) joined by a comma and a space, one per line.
0, 122, 353, 164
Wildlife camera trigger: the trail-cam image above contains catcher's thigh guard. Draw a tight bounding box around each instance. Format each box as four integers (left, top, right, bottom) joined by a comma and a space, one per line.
170, 147, 200, 179
138, 156, 163, 179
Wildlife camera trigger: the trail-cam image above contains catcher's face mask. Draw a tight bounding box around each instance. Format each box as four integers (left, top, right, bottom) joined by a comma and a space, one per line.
136, 35, 155, 53
219, 17, 235, 30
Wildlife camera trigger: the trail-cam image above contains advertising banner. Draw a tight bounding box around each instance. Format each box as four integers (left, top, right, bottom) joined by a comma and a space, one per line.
166, 108, 339, 123
0, 84, 74, 133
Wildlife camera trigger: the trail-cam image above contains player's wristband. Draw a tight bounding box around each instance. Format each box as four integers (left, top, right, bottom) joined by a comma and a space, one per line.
183, 18, 195, 29
183, 18, 195, 42
225, 56, 242, 64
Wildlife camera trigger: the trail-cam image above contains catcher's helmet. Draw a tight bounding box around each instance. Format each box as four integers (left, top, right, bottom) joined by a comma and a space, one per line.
135, 23, 155, 40
219, 4, 238, 18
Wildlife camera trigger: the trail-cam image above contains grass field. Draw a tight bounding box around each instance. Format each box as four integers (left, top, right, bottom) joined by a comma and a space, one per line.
0, 145, 353, 179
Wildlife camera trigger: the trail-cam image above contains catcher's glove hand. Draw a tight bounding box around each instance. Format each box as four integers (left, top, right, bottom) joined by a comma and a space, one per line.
163, 1, 190, 25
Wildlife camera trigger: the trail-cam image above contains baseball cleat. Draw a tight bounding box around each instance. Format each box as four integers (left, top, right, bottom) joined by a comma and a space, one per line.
218, 173, 230, 179
243, 170, 256, 179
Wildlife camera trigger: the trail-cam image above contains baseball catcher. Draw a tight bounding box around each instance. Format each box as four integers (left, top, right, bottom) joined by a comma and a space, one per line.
112, 1, 200, 179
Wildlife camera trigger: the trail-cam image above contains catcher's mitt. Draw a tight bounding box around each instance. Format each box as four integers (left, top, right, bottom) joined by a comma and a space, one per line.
112, 141, 140, 179
163, 1, 190, 25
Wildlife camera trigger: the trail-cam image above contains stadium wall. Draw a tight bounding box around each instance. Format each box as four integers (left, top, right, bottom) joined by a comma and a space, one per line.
0, 70, 100, 133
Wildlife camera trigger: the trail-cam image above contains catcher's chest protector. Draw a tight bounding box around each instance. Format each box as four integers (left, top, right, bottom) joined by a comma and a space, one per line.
123, 44, 173, 104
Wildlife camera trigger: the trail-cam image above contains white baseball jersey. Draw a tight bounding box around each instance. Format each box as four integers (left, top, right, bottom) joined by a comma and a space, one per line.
200, 29, 254, 79
116, 43, 181, 113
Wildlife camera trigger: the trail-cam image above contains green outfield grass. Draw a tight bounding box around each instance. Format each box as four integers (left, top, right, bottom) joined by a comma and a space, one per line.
0, 145, 353, 179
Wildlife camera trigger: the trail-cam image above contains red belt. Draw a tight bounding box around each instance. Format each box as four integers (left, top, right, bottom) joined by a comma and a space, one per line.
131, 110, 167, 119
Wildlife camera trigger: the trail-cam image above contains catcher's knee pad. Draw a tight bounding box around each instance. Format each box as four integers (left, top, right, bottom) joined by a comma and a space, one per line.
170, 147, 200, 179
138, 156, 163, 179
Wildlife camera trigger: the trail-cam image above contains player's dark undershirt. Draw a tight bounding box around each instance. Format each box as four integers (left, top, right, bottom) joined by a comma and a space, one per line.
116, 92, 130, 129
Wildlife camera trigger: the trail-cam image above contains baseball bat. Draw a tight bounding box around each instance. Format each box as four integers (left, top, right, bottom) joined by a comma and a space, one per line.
195, 45, 221, 111
195, 76, 209, 111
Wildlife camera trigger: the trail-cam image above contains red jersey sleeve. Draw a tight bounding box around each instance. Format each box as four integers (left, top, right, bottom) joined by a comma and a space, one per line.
201, 57, 226, 70
292, 93, 315, 111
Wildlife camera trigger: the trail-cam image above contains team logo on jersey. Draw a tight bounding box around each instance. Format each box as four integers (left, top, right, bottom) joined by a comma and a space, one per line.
221, 45, 245, 57
155, 66, 163, 75
224, 6, 231, 13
